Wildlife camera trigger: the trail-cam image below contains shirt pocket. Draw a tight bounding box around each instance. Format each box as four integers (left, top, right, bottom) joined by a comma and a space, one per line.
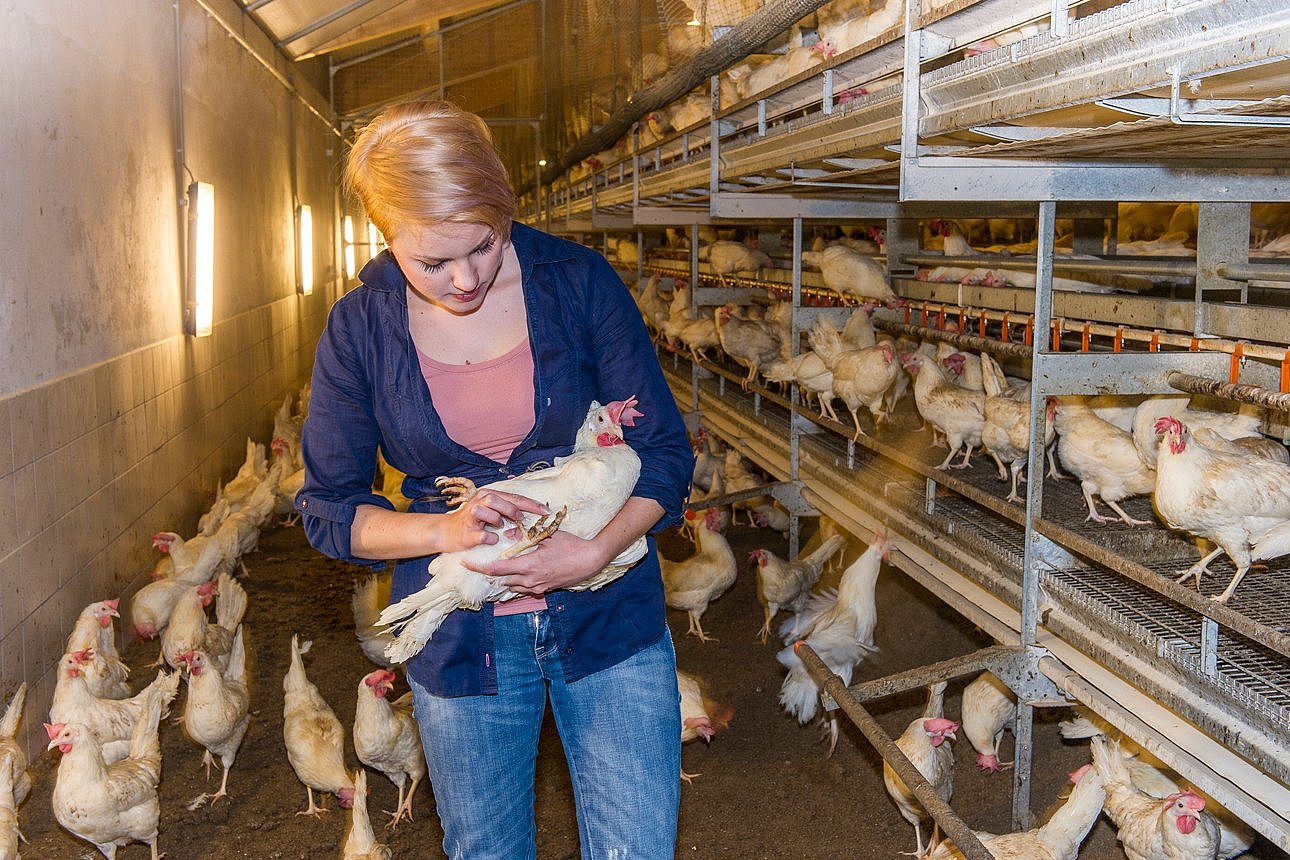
534, 362, 587, 446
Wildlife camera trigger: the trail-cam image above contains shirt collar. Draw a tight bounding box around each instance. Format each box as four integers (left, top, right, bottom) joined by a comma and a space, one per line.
356, 220, 575, 295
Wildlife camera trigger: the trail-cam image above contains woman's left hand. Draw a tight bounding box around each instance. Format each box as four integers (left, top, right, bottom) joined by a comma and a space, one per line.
463, 530, 608, 595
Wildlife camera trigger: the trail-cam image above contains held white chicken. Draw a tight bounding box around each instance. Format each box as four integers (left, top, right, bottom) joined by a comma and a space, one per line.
341, 769, 391, 860
1152, 415, 1290, 603
662, 507, 738, 642
160, 573, 248, 673
176, 626, 251, 810
65, 599, 130, 699
46, 675, 168, 860
354, 670, 425, 827
0, 683, 29, 819
283, 636, 356, 817
49, 658, 180, 765
1092, 736, 1221, 860
801, 244, 897, 305
378, 398, 648, 663
1053, 397, 1156, 526
750, 534, 847, 643
883, 681, 958, 857
902, 352, 986, 470
960, 671, 1016, 773
926, 763, 1106, 860
777, 529, 888, 755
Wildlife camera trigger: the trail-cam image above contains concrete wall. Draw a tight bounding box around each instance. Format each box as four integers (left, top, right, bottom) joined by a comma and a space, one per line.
0, 0, 349, 755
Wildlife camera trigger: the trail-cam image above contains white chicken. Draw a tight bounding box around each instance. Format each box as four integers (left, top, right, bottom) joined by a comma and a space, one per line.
1092, 736, 1221, 860
1131, 395, 1264, 470
49, 658, 179, 765
283, 635, 356, 816
801, 244, 897, 305
662, 507, 738, 642
0, 683, 29, 826
902, 352, 986, 470
715, 304, 781, 390
750, 534, 847, 643
979, 353, 1056, 503
1053, 397, 1156, 525
353, 573, 396, 668
960, 671, 1016, 773
341, 769, 391, 860
676, 668, 732, 782
926, 763, 1106, 860
160, 573, 248, 673
1153, 415, 1290, 603
777, 529, 888, 754
883, 681, 959, 857
46, 675, 168, 860
810, 319, 901, 440
760, 350, 837, 421
354, 669, 425, 827
176, 626, 250, 809
705, 240, 773, 286
65, 599, 130, 700
378, 398, 648, 662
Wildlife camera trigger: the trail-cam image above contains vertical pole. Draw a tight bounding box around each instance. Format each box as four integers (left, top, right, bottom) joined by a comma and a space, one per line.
1014, 199, 1057, 830
691, 223, 701, 414
789, 216, 804, 561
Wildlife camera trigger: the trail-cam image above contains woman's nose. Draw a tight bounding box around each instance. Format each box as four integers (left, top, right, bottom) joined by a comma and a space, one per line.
451, 261, 479, 291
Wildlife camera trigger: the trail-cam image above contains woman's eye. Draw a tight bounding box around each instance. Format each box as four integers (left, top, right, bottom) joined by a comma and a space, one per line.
474, 237, 497, 256
419, 260, 446, 273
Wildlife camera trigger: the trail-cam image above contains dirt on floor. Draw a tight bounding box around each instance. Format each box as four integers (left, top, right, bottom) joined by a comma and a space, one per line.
16, 517, 1287, 859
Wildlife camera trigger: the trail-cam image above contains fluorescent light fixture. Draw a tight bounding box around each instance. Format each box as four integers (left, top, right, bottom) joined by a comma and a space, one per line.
185, 181, 215, 337
368, 221, 382, 259
343, 215, 356, 279
298, 204, 313, 295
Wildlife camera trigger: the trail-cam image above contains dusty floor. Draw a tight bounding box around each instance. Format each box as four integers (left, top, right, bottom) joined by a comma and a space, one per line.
18, 518, 1288, 859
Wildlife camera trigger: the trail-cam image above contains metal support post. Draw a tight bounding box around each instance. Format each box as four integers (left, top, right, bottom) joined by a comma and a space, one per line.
1196, 202, 1252, 335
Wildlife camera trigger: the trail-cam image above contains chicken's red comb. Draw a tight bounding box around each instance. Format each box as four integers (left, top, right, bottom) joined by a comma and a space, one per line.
1169, 790, 1206, 811
103, 598, 120, 611
176, 650, 196, 665
364, 670, 396, 687
606, 396, 643, 427
1069, 763, 1093, 783
197, 581, 217, 597
71, 648, 94, 663
44, 722, 65, 740
1153, 416, 1183, 435
924, 717, 959, 734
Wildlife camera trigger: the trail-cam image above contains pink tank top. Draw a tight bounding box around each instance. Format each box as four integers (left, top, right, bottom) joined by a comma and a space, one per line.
417, 339, 547, 615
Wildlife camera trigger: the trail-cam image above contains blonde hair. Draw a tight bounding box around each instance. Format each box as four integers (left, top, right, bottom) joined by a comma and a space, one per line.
344, 100, 517, 240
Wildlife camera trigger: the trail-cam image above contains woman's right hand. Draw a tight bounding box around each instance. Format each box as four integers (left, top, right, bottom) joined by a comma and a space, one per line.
435, 489, 549, 553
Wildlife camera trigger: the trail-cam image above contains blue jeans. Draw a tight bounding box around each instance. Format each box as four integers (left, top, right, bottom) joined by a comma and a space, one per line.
409, 610, 681, 860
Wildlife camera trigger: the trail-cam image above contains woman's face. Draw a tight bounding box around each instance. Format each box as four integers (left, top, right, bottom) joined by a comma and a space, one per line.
389, 221, 509, 315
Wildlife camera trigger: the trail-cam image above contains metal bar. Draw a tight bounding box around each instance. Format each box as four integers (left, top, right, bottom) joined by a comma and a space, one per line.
795, 643, 996, 860
903, 253, 1200, 277
1167, 370, 1290, 415
1030, 516, 1290, 661
1218, 264, 1290, 284
276, 0, 377, 48
846, 646, 1014, 702
873, 319, 1034, 361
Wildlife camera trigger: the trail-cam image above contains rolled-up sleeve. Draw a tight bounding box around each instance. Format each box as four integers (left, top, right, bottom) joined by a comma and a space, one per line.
296, 296, 394, 567
583, 255, 693, 534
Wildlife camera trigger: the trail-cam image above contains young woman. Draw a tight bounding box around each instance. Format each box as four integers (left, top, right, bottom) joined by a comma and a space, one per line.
297, 100, 693, 859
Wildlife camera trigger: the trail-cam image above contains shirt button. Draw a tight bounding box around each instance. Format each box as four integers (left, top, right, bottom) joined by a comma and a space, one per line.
555, 604, 565, 613
300, 499, 308, 508
565, 647, 573, 655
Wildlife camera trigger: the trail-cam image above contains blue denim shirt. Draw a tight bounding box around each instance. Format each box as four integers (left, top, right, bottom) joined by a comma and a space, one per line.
296, 222, 693, 697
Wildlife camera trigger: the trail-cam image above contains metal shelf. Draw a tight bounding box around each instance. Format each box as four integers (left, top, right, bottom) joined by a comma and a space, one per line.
662, 350, 1290, 848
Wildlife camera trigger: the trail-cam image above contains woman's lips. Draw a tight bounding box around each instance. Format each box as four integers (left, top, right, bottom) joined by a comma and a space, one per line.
451, 287, 480, 302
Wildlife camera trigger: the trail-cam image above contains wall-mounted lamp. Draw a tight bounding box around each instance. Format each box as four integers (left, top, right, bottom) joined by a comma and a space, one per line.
298, 204, 313, 295
538, 158, 547, 167
184, 181, 215, 337
343, 215, 356, 280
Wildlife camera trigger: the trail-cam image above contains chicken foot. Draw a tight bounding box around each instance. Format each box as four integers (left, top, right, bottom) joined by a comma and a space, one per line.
296, 785, 328, 817
496, 506, 568, 559
186, 759, 233, 810
686, 611, 716, 642
1174, 546, 1226, 588
435, 475, 479, 506
935, 443, 974, 470
383, 775, 420, 829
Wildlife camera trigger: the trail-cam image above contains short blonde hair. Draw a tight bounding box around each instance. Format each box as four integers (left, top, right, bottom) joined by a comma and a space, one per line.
344, 100, 517, 241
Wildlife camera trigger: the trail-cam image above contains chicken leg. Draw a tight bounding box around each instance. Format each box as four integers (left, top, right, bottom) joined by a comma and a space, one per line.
1174, 545, 1226, 588
297, 786, 328, 817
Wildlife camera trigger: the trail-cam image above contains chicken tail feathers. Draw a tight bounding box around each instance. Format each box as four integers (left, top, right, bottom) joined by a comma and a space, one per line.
215, 572, 249, 632
0, 682, 26, 740
1252, 520, 1290, 564
226, 625, 248, 684
132, 671, 174, 762
776, 652, 821, 724
377, 581, 463, 664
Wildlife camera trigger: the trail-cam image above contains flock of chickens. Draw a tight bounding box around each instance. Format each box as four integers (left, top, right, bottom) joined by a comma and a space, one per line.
639, 421, 1261, 858
0, 387, 427, 859
632, 231, 1290, 607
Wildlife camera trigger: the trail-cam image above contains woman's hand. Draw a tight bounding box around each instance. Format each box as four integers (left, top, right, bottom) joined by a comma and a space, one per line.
435, 489, 549, 554
466, 530, 610, 596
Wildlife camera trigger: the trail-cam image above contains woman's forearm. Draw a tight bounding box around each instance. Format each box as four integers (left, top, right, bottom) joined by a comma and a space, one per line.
349, 504, 444, 560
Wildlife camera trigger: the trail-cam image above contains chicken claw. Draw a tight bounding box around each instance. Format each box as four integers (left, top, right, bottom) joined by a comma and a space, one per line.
435, 476, 479, 507
496, 505, 568, 559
